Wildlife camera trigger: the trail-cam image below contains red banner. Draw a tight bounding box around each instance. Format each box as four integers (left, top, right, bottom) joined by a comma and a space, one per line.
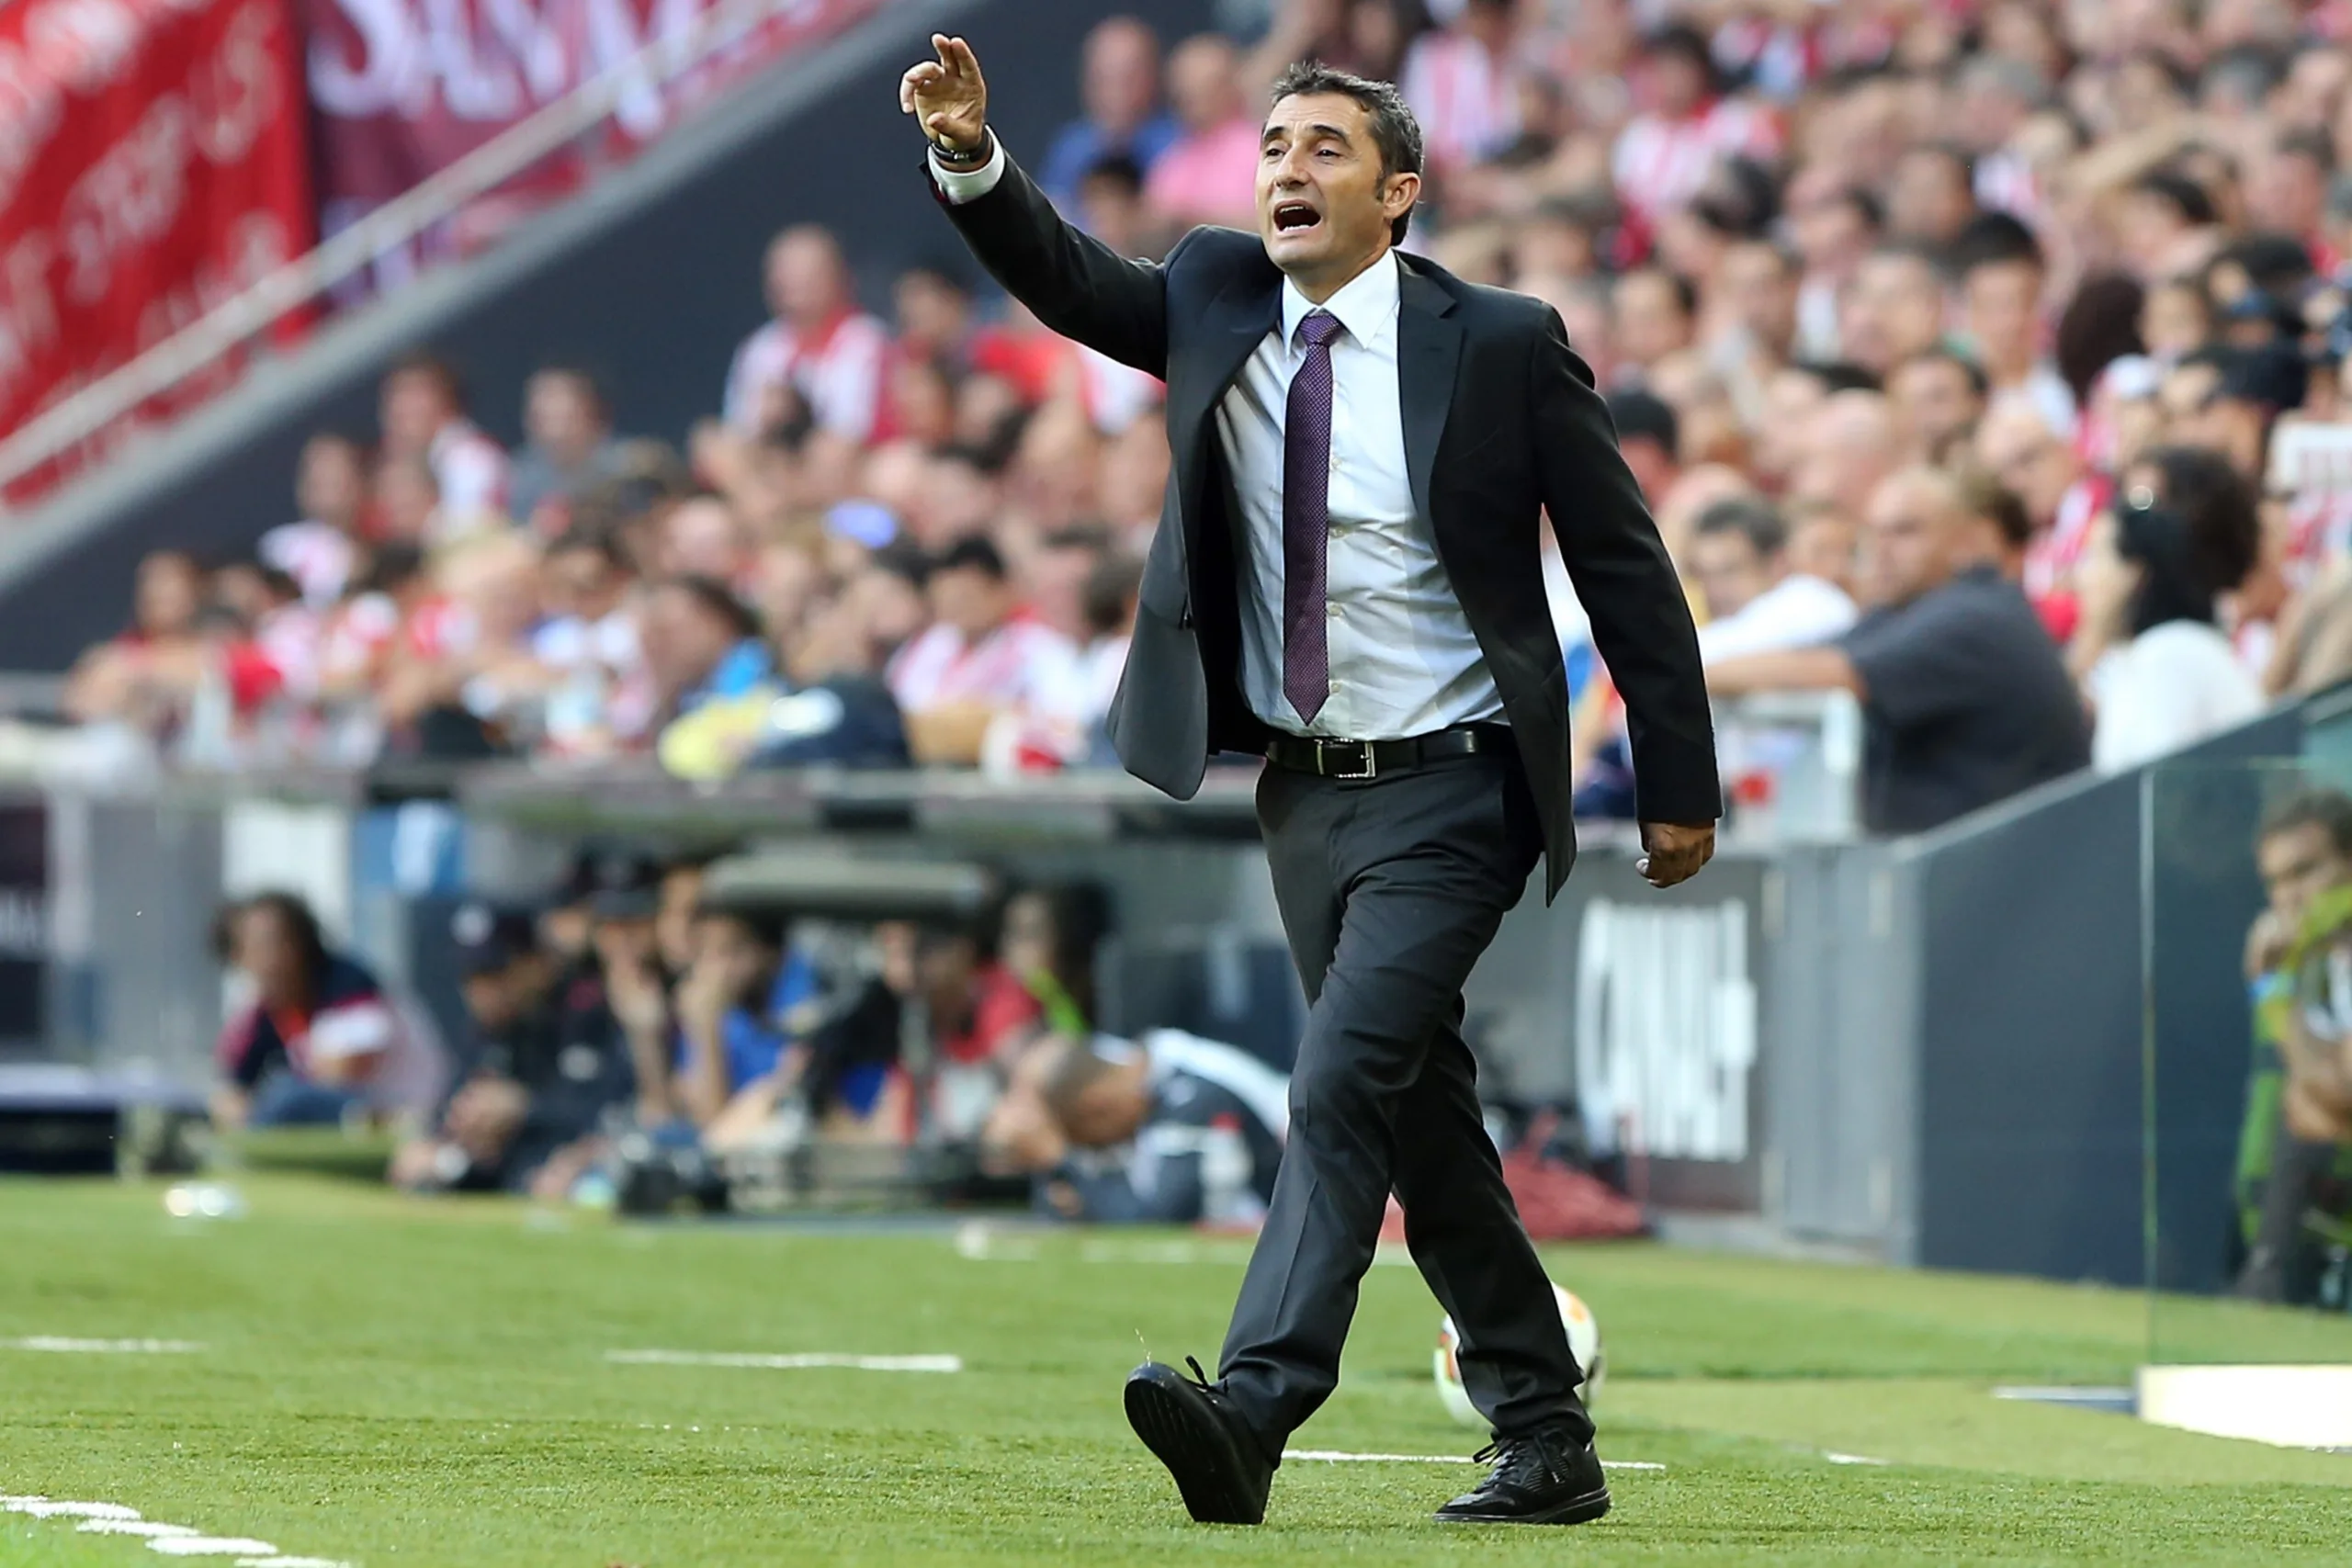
303, 0, 888, 293
0, 0, 316, 502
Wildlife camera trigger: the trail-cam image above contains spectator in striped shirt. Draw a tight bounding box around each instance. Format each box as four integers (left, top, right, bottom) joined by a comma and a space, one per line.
723, 225, 891, 447
379, 354, 510, 532
887, 536, 1081, 768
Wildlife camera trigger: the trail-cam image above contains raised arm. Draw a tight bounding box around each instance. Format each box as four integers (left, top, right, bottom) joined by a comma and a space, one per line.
1529, 303, 1721, 883
902, 34, 1170, 375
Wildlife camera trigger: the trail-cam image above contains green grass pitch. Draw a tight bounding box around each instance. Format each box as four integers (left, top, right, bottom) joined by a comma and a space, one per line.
4, 1176, 2351, 1566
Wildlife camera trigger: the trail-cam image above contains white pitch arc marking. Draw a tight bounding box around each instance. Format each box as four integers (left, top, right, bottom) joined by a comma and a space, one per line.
1821, 1451, 1889, 1466
605, 1349, 964, 1373
1282, 1450, 1666, 1472
1, 1337, 204, 1355
82, 1521, 201, 1537
5, 1499, 141, 1518
145, 1538, 281, 1556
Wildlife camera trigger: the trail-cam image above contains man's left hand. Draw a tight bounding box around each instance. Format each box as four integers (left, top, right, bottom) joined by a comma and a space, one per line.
1637, 821, 1716, 888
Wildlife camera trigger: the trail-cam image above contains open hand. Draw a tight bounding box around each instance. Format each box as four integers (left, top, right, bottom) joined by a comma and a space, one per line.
1637, 821, 1715, 888
899, 33, 988, 153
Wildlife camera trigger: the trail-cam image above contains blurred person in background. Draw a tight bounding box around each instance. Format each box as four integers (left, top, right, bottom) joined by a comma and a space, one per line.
530, 526, 647, 758
1688, 498, 1858, 662
1886, 349, 1990, 465
1839, 244, 1950, 378
1954, 217, 2076, 435
379, 354, 509, 530
1709, 467, 2089, 833
1604, 389, 1679, 507
1012, 1030, 1289, 1225
1147, 33, 1265, 228
390, 904, 632, 1198
261, 434, 369, 609
669, 906, 822, 1151
2236, 789, 2352, 1305
887, 536, 1080, 767
724, 225, 890, 446
641, 575, 771, 724
2072, 446, 2266, 770
1041, 16, 1181, 208
211, 891, 443, 1131
64, 550, 209, 736
508, 367, 628, 536
1976, 396, 2105, 638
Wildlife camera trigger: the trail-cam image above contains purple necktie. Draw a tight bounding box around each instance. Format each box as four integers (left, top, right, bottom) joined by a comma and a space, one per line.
1283, 309, 1343, 724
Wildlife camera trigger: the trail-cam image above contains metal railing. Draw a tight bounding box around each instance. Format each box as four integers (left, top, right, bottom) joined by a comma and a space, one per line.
0, 0, 890, 502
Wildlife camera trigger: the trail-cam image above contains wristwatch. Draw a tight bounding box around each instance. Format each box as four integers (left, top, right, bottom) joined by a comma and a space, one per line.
931, 128, 993, 169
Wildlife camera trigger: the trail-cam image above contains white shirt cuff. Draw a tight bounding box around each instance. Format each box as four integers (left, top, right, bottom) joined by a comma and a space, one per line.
929, 137, 1008, 203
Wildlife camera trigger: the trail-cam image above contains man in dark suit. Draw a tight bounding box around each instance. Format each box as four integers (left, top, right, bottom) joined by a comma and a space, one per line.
902, 35, 1719, 1528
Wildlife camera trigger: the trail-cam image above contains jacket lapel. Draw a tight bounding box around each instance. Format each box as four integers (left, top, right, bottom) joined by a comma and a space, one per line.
1396, 261, 1464, 528
1174, 275, 1281, 549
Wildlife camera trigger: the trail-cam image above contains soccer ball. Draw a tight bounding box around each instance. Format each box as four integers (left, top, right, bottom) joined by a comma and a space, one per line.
1434, 1283, 1605, 1427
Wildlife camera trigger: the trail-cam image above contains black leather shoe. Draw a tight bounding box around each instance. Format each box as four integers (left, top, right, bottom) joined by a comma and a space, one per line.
1123, 1357, 1274, 1525
1435, 1427, 1611, 1525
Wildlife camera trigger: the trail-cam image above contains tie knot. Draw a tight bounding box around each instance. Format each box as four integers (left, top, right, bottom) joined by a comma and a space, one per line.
1295, 310, 1341, 349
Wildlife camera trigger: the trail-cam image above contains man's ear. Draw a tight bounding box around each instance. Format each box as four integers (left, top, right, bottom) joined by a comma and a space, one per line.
1384, 170, 1422, 222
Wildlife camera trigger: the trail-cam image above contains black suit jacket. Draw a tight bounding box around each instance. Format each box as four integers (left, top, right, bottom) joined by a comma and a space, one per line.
936, 154, 1719, 900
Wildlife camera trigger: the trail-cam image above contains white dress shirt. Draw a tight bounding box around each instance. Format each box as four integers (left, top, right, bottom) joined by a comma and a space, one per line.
933, 142, 1501, 741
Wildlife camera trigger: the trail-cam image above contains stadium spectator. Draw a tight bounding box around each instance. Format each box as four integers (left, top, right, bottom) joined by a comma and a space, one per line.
1401, 0, 1525, 177
1145, 34, 1262, 228
260, 434, 369, 609
1688, 498, 1858, 661
1708, 467, 2090, 833
211, 891, 443, 1130
723, 225, 890, 446
1887, 349, 1990, 465
670, 906, 822, 1150
508, 367, 628, 536
1840, 244, 1950, 378
1604, 389, 1679, 505
1039, 16, 1181, 209
379, 354, 509, 531
390, 904, 633, 1197
1016, 1031, 1289, 1225
641, 576, 771, 723
2236, 788, 2352, 1304
2074, 446, 2266, 769
64, 550, 208, 735
887, 537, 1081, 767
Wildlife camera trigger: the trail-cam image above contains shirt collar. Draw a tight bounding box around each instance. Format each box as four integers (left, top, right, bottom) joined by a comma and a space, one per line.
1281, 250, 1400, 354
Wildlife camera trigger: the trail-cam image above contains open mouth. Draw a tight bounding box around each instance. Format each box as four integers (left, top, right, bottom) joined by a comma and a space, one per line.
1272, 201, 1322, 234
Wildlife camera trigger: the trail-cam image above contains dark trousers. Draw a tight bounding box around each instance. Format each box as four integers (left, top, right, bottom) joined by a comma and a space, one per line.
1216, 750, 1591, 1453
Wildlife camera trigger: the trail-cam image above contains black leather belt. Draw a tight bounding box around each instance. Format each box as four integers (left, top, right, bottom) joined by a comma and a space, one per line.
1263, 724, 1512, 781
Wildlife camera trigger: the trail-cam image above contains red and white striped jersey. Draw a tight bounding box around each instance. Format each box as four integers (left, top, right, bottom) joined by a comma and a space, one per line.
724, 309, 892, 445
1611, 99, 1782, 221
428, 420, 511, 526
1400, 31, 1521, 173
886, 611, 1082, 717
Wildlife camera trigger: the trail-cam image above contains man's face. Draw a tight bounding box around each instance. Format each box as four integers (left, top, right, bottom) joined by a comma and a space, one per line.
1689, 528, 1775, 621
1257, 93, 1413, 282
1169, 36, 1238, 132
1889, 150, 1973, 243
134, 553, 203, 637
2261, 822, 2352, 934
1976, 407, 2077, 526
297, 437, 366, 528
639, 587, 734, 701
1863, 472, 1962, 606
1611, 273, 1692, 367
1962, 260, 2041, 368
1843, 254, 1946, 373
525, 374, 604, 461
2160, 360, 2232, 449
546, 544, 619, 620
462, 964, 532, 1034
1082, 19, 1159, 134
765, 231, 846, 325
380, 367, 451, 456
1064, 1071, 1148, 1148
1720, 243, 1795, 346
1889, 358, 1984, 458
894, 273, 968, 353
692, 915, 775, 1009
929, 564, 1009, 639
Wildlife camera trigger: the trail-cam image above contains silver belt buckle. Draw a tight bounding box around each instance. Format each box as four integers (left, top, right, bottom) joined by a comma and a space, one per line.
1323, 739, 1376, 780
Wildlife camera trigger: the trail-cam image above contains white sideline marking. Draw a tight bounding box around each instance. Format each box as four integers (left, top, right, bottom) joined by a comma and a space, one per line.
1282, 1450, 1667, 1472
1822, 1451, 1889, 1466
82, 1521, 200, 1537
1, 1337, 203, 1355
5, 1500, 141, 1518
606, 1349, 964, 1372
6, 1492, 349, 1566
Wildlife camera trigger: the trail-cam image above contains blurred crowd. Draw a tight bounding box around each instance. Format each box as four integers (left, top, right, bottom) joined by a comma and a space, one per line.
68, 0, 2352, 825
208, 861, 1291, 1224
